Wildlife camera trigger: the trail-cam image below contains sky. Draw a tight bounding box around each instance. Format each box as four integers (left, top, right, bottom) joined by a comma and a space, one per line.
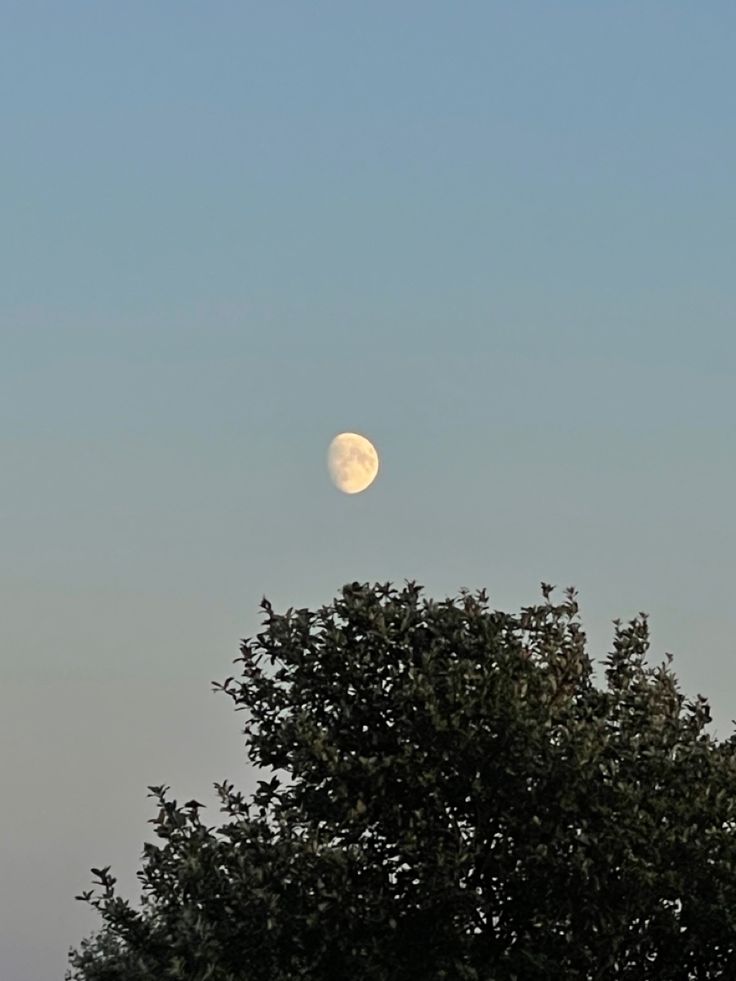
2, 2, 735, 977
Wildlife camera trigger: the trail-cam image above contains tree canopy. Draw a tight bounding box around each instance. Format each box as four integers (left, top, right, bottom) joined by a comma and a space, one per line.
67, 581, 736, 980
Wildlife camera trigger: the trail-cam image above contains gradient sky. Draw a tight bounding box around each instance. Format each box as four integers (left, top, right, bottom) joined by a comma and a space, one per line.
3, 3, 736, 978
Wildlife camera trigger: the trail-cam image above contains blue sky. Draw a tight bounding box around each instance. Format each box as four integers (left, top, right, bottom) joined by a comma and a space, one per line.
2, 3, 735, 978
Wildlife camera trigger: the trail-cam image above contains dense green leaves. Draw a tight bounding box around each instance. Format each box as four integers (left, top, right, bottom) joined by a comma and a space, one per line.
67, 582, 736, 979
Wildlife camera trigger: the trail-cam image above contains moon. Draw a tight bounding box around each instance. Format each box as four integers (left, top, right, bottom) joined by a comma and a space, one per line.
327, 432, 380, 494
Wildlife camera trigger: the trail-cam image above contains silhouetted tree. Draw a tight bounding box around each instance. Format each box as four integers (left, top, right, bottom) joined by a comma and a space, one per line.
67, 581, 736, 980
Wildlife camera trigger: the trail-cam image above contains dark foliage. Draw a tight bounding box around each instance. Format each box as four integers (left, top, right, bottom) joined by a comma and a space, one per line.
67, 581, 736, 979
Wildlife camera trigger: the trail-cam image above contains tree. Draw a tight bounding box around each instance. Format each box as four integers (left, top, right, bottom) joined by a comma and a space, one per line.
67, 581, 736, 980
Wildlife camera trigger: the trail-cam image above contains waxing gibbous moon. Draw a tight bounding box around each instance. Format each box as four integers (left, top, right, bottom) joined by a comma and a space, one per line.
327, 432, 380, 494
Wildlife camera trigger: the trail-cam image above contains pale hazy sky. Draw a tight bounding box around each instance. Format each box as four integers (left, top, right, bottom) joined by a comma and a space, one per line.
3, 3, 736, 978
